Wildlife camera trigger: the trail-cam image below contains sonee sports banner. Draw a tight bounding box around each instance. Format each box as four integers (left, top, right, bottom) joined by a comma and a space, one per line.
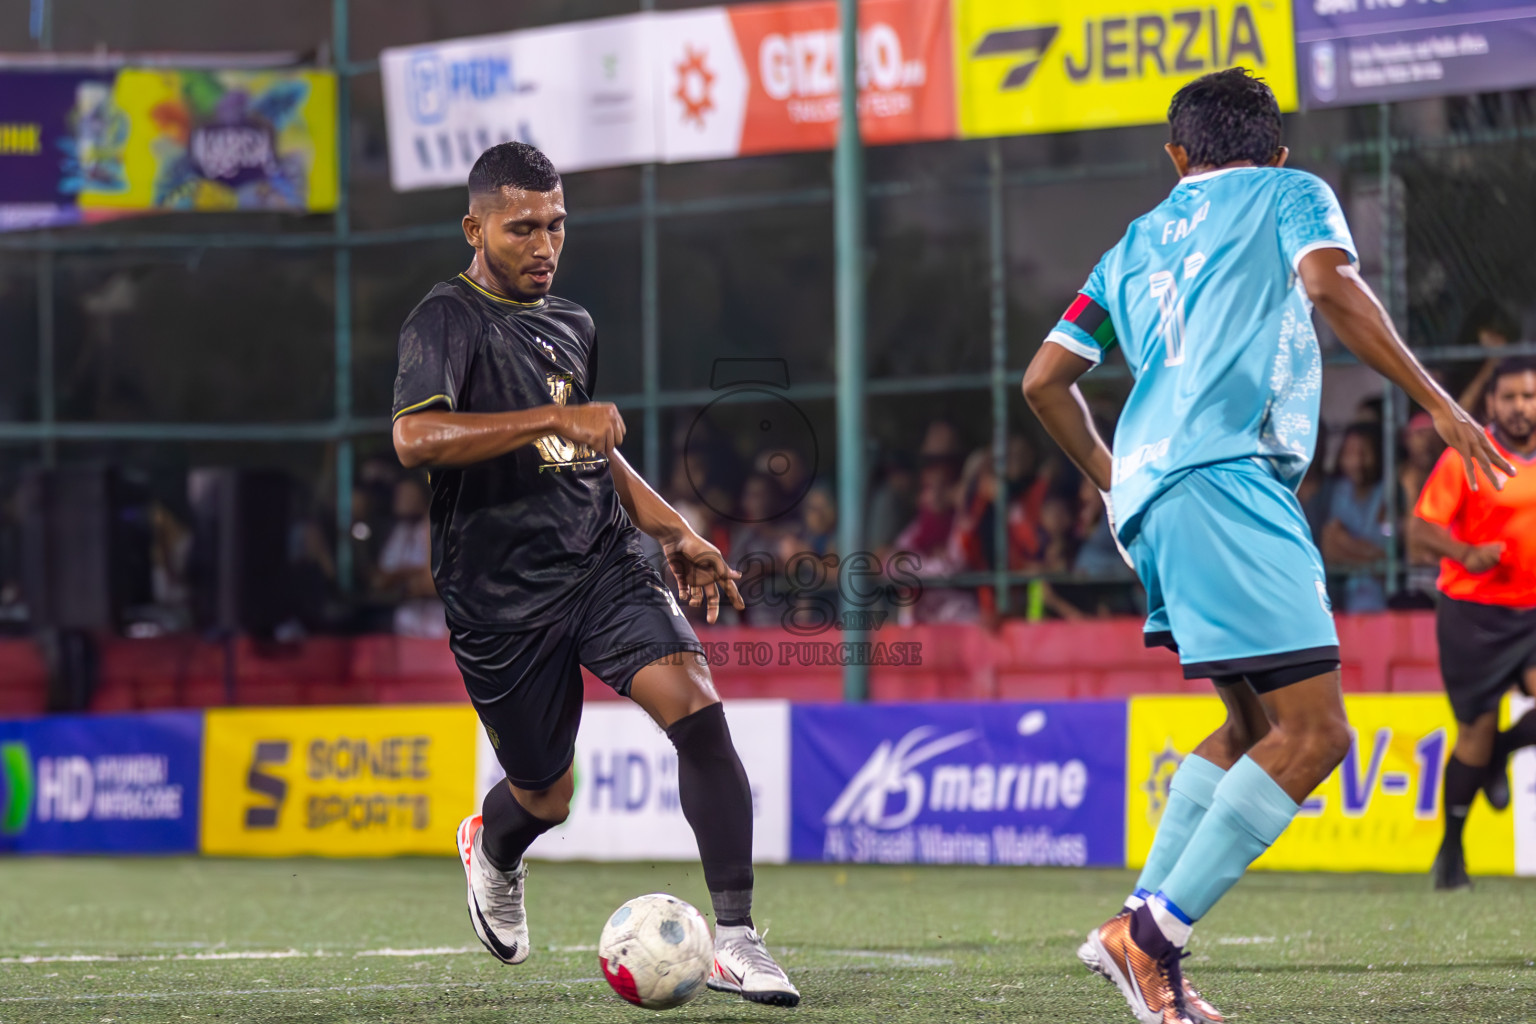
200, 706, 478, 857
954, 0, 1299, 138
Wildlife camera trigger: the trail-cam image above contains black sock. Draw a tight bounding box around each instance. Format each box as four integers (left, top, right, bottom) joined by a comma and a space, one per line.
668, 703, 754, 929
480, 780, 558, 871
1440, 755, 1482, 854
1493, 710, 1536, 762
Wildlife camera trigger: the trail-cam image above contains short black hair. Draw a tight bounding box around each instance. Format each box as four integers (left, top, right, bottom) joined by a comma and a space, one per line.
1490, 356, 1536, 390
1168, 68, 1282, 169
1340, 422, 1384, 481
467, 142, 561, 201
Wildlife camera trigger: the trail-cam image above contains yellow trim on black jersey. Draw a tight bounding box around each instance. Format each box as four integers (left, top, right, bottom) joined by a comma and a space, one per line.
457, 273, 545, 308
392, 394, 453, 421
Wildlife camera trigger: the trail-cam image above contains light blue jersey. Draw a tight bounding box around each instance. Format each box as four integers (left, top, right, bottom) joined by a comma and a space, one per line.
1047, 166, 1357, 543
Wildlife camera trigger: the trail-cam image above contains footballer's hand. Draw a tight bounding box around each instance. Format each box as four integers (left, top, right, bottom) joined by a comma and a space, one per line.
555, 403, 626, 454
1462, 541, 1505, 574
1433, 404, 1514, 491
663, 532, 744, 625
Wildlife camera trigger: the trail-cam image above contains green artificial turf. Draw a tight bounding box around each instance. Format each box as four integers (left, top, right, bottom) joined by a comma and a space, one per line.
0, 858, 1531, 1023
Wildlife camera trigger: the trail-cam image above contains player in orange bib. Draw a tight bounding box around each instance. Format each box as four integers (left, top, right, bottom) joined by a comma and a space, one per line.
1412, 356, 1536, 889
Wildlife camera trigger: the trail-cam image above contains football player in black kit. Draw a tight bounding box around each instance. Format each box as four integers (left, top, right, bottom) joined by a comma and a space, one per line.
391, 142, 798, 1006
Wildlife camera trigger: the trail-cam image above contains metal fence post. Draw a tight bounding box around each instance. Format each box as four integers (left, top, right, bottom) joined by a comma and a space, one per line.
1378, 102, 1399, 596
988, 140, 1009, 613
640, 0, 661, 484
334, 0, 354, 594
835, 0, 868, 701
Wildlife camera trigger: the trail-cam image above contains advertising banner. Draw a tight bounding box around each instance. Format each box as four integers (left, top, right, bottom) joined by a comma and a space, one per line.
955, 0, 1298, 139
0, 68, 337, 230
0, 712, 202, 854
1511, 695, 1536, 876
1128, 694, 1515, 875
791, 702, 1126, 866
474, 700, 791, 863
380, 2, 954, 188
380, 15, 658, 191
1295, 0, 1536, 109
0, 71, 117, 231
201, 706, 478, 856
655, 0, 955, 163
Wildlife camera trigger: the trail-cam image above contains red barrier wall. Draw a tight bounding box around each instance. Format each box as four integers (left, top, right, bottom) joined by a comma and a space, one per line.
0, 612, 1443, 715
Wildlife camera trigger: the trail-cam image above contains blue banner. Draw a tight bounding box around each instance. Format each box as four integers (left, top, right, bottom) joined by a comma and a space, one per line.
791, 702, 1126, 867
1295, 0, 1536, 108
0, 712, 203, 854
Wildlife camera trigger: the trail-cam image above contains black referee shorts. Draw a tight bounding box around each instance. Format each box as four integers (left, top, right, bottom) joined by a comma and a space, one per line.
1436, 595, 1536, 724
450, 553, 704, 790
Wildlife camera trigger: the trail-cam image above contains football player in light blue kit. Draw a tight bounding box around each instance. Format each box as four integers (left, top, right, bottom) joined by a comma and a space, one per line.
1024, 69, 1511, 1024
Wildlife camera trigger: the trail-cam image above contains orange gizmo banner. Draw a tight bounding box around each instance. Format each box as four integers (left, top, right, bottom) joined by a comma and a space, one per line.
656, 0, 954, 162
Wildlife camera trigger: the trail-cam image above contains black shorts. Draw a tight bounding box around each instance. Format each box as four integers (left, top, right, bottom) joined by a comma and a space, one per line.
450, 553, 703, 790
1436, 595, 1536, 724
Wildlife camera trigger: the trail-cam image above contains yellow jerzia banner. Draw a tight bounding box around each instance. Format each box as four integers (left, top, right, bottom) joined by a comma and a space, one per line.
1127, 695, 1515, 875
201, 706, 478, 856
956, 0, 1298, 139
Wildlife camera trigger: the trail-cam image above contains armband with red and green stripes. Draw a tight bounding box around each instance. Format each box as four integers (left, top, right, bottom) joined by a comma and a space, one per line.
1062, 294, 1117, 352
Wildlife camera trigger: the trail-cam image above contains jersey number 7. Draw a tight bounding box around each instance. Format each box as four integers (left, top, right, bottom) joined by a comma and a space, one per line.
1148, 252, 1205, 368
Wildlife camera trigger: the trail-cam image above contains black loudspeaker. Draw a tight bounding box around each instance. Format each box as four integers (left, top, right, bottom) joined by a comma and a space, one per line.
188, 469, 294, 638
19, 466, 152, 632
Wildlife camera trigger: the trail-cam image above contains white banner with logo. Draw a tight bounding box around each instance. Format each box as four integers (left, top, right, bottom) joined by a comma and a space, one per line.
474, 700, 790, 863
380, 3, 956, 190
1513, 695, 1536, 876
380, 14, 657, 191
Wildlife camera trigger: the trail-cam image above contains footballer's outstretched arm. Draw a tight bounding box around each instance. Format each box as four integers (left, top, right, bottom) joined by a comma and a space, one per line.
608, 448, 689, 544
1299, 247, 1515, 489
392, 403, 625, 470
609, 449, 744, 622
1022, 342, 1114, 493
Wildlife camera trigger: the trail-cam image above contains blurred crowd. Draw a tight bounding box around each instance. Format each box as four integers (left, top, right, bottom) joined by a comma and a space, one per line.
0, 300, 1522, 639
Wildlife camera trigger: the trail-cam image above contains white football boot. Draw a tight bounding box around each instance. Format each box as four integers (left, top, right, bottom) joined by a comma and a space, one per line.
708, 925, 800, 1007
456, 814, 530, 965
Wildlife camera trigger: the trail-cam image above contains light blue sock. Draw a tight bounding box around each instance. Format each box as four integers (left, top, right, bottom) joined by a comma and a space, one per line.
1131, 753, 1225, 904
1155, 755, 1299, 923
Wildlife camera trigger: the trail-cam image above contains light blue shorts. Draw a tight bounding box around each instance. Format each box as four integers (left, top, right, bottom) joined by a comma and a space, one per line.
1130, 458, 1339, 680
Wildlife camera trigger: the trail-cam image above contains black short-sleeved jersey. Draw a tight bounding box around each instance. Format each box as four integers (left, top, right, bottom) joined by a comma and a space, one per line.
391, 273, 641, 631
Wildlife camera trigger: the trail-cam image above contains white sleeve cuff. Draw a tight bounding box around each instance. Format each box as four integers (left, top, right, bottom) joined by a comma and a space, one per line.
1045, 330, 1103, 365
1290, 240, 1358, 273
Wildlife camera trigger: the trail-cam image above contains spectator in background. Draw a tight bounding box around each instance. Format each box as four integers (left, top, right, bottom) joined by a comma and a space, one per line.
866, 450, 916, 560
894, 451, 976, 623
727, 474, 786, 627
780, 486, 838, 627
1321, 423, 1388, 612
781, 485, 836, 561
1297, 421, 1336, 543
1399, 412, 1447, 506
1395, 411, 1449, 608
374, 475, 446, 638
1450, 299, 1520, 419
1036, 493, 1078, 573
665, 449, 717, 540
1068, 476, 1141, 617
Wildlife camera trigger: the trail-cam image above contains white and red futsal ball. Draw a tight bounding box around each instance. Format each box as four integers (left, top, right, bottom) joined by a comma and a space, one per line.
598, 893, 714, 1010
